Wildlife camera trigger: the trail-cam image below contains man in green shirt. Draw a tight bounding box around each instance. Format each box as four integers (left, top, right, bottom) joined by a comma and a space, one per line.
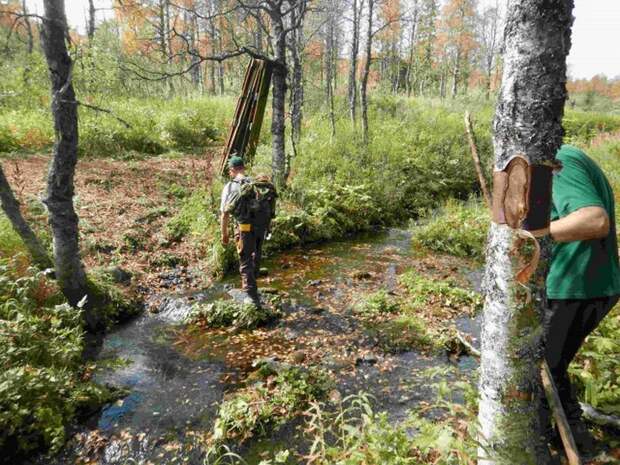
545, 144, 620, 450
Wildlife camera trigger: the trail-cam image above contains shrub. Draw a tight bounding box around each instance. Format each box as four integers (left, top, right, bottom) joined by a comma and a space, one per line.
0, 262, 112, 457
187, 298, 280, 330
303, 393, 417, 465
411, 199, 489, 261
400, 271, 483, 313
355, 289, 400, 316
212, 365, 332, 443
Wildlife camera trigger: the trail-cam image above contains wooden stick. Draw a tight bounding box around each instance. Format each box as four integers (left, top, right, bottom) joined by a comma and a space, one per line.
541, 360, 583, 465
464, 111, 492, 208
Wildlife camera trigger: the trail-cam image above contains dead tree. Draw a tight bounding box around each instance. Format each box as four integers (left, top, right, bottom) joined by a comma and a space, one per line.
478, 1, 574, 464
0, 167, 52, 269
40, 0, 103, 331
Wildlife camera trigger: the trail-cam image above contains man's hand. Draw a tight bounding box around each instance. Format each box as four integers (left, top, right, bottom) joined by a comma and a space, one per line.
550, 206, 610, 243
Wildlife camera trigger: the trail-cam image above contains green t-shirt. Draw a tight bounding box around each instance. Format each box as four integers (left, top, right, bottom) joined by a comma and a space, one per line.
547, 144, 620, 299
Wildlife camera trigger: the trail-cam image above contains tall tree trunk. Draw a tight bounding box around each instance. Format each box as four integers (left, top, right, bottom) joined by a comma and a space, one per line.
40, 0, 103, 331
270, 18, 288, 187
325, 12, 336, 138
478, 1, 574, 464
21, 0, 34, 53
87, 0, 96, 41
406, 4, 418, 97
0, 167, 52, 269
348, 0, 362, 124
361, 0, 374, 144
289, 4, 305, 145
451, 48, 460, 99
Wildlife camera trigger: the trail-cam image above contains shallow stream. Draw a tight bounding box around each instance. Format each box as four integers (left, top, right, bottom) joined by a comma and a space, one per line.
45, 228, 482, 465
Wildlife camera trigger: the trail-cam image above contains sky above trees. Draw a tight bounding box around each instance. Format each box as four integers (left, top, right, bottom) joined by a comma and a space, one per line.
24, 0, 620, 80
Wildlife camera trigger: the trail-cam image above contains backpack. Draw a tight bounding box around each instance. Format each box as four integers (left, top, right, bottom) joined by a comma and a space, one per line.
225, 175, 277, 229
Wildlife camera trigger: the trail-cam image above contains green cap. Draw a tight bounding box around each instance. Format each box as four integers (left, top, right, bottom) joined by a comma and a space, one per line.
228, 156, 244, 168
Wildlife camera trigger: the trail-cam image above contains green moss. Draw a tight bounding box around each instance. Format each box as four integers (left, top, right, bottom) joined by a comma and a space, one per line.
399, 271, 483, 313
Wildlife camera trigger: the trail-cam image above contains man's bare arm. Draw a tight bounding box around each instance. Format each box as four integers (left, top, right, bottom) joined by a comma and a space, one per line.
550, 206, 610, 243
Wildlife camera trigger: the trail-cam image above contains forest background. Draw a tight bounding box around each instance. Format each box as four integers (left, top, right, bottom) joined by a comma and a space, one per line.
1, 0, 620, 462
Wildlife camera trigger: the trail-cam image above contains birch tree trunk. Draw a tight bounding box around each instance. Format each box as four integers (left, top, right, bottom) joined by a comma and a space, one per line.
0, 167, 52, 269
478, 1, 574, 464
41, 0, 103, 331
360, 0, 374, 144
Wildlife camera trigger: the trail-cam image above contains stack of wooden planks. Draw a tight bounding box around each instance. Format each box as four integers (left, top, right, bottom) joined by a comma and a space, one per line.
219, 58, 273, 175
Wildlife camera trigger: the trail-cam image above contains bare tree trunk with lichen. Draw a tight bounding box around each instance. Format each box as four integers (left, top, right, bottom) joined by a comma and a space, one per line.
478, 1, 574, 464
41, 0, 104, 332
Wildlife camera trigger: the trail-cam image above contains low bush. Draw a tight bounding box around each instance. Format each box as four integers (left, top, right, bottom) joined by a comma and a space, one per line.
302, 393, 417, 465
211, 365, 332, 444
400, 271, 482, 314
187, 297, 281, 330
411, 199, 489, 261
0, 261, 112, 458
355, 289, 400, 316
563, 110, 620, 145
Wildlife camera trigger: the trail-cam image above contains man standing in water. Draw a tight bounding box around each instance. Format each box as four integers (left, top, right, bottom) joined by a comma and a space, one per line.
220, 156, 277, 306
544, 144, 620, 452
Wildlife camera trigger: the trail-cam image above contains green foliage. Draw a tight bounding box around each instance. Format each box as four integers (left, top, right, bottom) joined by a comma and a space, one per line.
0, 97, 231, 157
368, 314, 437, 353
0, 262, 112, 457
0, 216, 28, 260
187, 298, 280, 330
212, 366, 332, 443
355, 289, 400, 316
569, 307, 620, 415
399, 271, 483, 313
303, 393, 417, 465
563, 110, 620, 145
411, 199, 489, 261
165, 187, 237, 277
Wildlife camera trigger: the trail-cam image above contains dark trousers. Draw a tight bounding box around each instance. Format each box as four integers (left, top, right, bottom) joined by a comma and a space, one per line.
235, 226, 265, 299
544, 295, 618, 424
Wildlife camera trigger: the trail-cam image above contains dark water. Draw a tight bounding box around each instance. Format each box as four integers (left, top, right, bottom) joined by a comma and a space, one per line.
45, 228, 481, 465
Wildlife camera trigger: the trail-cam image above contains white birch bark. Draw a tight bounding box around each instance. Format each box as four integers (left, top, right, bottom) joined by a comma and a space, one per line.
478, 1, 574, 464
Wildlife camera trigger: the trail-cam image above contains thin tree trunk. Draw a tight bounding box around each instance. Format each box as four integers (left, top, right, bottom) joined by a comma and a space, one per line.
361, 0, 374, 144
87, 0, 96, 41
41, 0, 103, 331
478, 1, 574, 464
451, 49, 460, 98
0, 167, 52, 269
289, 4, 305, 145
270, 18, 288, 187
348, 0, 362, 124
325, 12, 336, 138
